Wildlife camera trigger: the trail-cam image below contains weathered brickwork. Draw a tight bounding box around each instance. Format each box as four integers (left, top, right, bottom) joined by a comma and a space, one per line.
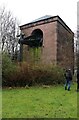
57, 20, 74, 71
20, 16, 74, 71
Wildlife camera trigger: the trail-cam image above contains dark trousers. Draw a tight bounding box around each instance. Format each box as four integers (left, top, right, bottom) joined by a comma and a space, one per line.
65, 79, 71, 91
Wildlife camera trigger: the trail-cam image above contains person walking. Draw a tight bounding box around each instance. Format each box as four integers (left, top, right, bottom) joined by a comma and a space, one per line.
64, 69, 72, 91
77, 69, 79, 92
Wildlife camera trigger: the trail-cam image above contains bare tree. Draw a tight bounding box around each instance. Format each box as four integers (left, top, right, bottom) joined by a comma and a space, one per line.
0, 6, 20, 60
76, 26, 79, 70
74, 25, 79, 72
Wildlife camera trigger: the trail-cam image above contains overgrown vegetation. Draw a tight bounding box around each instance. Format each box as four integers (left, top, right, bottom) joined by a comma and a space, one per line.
2, 53, 66, 87
2, 53, 17, 86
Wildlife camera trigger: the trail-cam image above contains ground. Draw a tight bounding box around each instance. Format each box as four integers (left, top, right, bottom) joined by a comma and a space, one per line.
2, 83, 78, 118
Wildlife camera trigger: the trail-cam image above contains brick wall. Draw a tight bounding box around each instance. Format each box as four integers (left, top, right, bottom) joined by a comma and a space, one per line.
57, 21, 74, 71
21, 21, 57, 65
20, 16, 74, 71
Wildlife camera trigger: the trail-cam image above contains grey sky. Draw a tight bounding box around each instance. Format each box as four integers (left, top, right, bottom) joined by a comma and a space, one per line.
0, 0, 78, 32
77, 1, 79, 26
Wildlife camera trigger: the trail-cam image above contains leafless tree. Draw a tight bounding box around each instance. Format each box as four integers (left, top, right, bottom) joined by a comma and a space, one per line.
76, 26, 79, 70
0, 6, 20, 60
74, 26, 79, 71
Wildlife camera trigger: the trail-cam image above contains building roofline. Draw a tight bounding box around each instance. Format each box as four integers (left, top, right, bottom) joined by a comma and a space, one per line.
20, 15, 74, 34
20, 15, 57, 27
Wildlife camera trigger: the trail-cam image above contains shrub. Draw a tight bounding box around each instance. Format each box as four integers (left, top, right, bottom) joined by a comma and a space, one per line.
2, 59, 33, 87
31, 64, 65, 85
2, 55, 65, 87
13, 62, 33, 87
2, 53, 17, 86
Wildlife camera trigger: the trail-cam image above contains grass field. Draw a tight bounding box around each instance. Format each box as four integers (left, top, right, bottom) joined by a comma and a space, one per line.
0, 88, 2, 119
2, 83, 77, 118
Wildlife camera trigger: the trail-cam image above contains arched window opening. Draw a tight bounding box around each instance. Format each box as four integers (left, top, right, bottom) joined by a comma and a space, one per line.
31, 29, 43, 47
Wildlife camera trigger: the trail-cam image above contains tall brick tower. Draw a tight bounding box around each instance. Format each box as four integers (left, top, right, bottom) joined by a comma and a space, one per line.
19, 15, 74, 71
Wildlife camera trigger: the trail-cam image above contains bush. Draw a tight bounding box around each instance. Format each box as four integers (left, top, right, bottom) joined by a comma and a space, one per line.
2, 58, 33, 87
2, 53, 17, 86
2, 55, 65, 87
13, 63, 33, 87
31, 64, 65, 85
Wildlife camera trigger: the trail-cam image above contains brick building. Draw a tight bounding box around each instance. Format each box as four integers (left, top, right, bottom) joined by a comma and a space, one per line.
19, 15, 74, 71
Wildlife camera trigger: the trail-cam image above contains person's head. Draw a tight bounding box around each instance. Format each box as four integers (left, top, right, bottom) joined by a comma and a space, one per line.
68, 69, 72, 74
65, 68, 71, 73
68, 69, 71, 71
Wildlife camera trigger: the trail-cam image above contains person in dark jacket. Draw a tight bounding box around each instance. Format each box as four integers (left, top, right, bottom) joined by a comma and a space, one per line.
77, 69, 79, 92
64, 69, 72, 91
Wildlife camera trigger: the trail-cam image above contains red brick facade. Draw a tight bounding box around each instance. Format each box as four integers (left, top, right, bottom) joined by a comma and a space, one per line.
20, 16, 74, 71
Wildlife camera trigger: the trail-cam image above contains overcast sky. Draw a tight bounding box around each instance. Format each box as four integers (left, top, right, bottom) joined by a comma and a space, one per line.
0, 0, 78, 32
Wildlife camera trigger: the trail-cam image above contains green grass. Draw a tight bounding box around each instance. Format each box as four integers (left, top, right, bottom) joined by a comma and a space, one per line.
0, 88, 2, 118
2, 83, 77, 118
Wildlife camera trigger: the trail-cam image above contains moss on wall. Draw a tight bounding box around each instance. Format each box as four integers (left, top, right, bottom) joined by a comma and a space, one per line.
29, 47, 42, 63
22, 45, 42, 64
